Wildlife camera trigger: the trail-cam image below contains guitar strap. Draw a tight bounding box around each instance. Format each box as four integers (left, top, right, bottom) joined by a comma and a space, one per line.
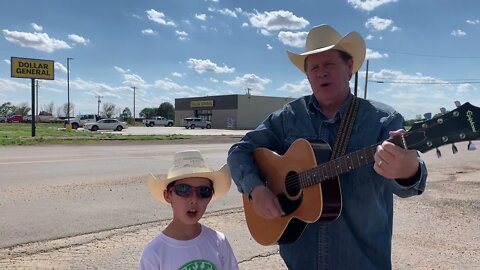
330, 95, 360, 159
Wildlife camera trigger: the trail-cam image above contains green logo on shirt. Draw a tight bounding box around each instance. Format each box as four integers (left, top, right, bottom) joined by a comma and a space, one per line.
178, 259, 217, 270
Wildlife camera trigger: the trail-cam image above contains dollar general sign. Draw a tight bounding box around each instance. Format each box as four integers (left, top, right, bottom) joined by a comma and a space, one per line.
11, 57, 55, 80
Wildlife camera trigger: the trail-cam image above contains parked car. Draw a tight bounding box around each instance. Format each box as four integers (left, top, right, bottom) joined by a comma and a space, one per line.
0, 115, 6, 123
182, 117, 211, 129
83, 119, 128, 131
6, 114, 23, 123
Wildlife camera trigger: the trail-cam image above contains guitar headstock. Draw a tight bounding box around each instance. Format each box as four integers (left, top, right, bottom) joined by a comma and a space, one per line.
404, 102, 480, 153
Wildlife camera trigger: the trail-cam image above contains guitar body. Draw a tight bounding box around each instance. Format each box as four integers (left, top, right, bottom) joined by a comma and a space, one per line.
243, 138, 342, 245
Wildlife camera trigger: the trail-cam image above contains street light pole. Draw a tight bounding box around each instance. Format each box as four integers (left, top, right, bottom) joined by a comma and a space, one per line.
67, 57, 74, 123
95, 95, 103, 116
131, 86, 136, 125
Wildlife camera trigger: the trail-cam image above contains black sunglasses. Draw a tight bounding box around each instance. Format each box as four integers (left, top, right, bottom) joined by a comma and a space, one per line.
170, 184, 214, 199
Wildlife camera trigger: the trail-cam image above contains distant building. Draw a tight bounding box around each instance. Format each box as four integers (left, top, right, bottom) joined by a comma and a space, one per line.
175, 94, 296, 130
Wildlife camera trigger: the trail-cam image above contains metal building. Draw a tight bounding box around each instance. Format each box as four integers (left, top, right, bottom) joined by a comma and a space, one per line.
175, 94, 296, 130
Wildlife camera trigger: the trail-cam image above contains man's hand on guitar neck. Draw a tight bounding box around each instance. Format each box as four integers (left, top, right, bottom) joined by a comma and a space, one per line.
374, 129, 420, 180
250, 185, 285, 219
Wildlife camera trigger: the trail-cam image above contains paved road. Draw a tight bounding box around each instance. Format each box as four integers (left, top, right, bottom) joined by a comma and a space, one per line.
0, 142, 243, 248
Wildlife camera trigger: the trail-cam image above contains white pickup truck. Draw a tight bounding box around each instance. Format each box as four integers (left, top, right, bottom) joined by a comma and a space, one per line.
143, 116, 174, 127
65, 114, 102, 129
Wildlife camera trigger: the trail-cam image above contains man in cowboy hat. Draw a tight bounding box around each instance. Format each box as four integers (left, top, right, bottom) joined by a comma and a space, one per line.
140, 150, 239, 270
227, 24, 428, 269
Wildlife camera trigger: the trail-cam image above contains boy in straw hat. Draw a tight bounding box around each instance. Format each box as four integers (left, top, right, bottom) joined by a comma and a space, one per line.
139, 150, 239, 270
228, 24, 427, 269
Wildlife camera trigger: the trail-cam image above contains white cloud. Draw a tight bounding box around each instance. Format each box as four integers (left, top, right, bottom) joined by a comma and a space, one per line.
451, 29, 466, 37
2, 30, 71, 53
278, 31, 308, 48
195, 13, 207, 21
146, 9, 176, 27
259, 29, 272, 36
142, 29, 158, 35
68, 34, 90, 45
216, 8, 237, 18
154, 79, 191, 91
366, 48, 389, 59
114, 66, 148, 89
0, 78, 30, 92
55, 62, 67, 74
457, 84, 475, 93
365, 16, 394, 31
278, 79, 311, 95
466, 19, 480, 25
223, 73, 271, 92
31, 23, 43, 32
187, 58, 235, 74
267, 44, 273, 50
347, 0, 398, 11
249, 10, 309, 31
4, 59, 10, 65
172, 72, 183, 78
175, 30, 189, 41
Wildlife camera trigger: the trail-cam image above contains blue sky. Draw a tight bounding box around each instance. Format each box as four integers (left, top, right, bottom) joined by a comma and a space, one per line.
1, 0, 479, 120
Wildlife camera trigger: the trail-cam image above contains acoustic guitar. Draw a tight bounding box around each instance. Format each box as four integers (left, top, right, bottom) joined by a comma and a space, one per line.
243, 102, 480, 246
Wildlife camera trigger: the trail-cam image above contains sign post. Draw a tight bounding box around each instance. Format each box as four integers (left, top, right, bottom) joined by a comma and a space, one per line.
11, 57, 55, 137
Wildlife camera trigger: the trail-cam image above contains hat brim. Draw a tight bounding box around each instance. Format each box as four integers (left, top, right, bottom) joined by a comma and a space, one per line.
287, 31, 366, 74
148, 164, 231, 203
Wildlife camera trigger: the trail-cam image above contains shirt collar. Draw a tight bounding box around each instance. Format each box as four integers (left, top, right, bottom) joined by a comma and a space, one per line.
307, 92, 354, 121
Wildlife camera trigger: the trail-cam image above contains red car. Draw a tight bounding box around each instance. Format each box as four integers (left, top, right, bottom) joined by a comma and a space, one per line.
7, 115, 23, 123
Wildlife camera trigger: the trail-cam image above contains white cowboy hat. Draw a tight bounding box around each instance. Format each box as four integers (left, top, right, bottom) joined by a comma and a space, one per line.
148, 150, 231, 203
287, 24, 366, 74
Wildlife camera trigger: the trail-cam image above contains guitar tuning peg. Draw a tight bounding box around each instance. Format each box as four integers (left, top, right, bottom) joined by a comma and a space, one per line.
454, 100, 461, 107
440, 107, 447, 114
436, 148, 442, 158
468, 141, 477, 151
451, 143, 458, 154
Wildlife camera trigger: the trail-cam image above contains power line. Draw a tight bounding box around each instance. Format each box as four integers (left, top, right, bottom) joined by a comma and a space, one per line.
369, 47, 480, 59
369, 79, 480, 84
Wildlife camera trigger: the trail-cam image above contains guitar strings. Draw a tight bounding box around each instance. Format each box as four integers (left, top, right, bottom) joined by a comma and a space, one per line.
281, 111, 454, 191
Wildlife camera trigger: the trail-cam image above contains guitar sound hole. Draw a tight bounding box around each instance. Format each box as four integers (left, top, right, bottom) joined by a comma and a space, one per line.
285, 171, 301, 197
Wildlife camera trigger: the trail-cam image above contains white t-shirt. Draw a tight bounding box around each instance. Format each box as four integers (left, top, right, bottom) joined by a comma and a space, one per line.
139, 224, 239, 270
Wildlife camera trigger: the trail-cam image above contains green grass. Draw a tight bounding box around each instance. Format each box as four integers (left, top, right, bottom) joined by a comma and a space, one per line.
0, 123, 190, 146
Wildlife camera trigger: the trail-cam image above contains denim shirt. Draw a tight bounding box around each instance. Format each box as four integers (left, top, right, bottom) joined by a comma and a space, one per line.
227, 93, 428, 270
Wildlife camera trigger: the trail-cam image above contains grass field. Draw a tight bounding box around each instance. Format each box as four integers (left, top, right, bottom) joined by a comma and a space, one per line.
0, 123, 189, 146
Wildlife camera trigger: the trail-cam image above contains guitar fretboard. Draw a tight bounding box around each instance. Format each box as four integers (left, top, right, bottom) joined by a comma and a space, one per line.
299, 144, 377, 188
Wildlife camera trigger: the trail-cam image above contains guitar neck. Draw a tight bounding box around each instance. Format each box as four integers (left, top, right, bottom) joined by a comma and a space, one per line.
298, 144, 373, 188
299, 136, 405, 188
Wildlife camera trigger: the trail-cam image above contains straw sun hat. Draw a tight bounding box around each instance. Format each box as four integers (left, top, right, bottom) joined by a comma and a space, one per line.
148, 150, 231, 203
287, 24, 366, 74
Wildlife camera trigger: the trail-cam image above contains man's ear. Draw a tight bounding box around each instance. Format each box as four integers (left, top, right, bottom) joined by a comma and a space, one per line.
164, 189, 172, 203
348, 58, 354, 80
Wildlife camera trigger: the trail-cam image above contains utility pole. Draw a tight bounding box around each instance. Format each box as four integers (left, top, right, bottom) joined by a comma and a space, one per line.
95, 95, 103, 116
364, 60, 369, 99
131, 86, 136, 126
67, 57, 74, 124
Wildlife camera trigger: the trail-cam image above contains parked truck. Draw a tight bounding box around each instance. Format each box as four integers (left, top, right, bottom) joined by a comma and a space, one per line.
142, 116, 174, 127
64, 114, 102, 129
